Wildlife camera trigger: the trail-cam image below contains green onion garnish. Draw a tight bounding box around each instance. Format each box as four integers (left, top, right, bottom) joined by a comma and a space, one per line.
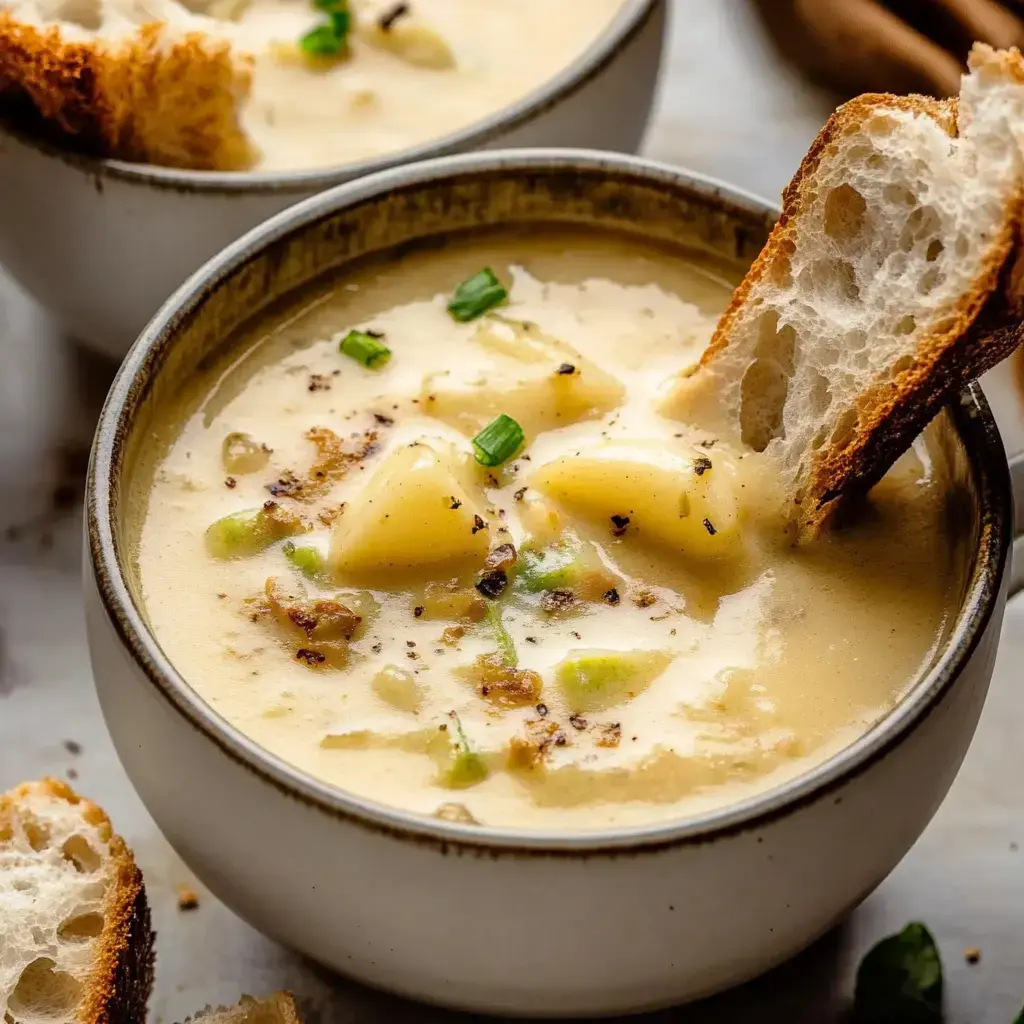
485, 604, 517, 667
471, 414, 523, 467
300, 0, 351, 57
283, 541, 326, 580
339, 329, 391, 369
447, 268, 507, 322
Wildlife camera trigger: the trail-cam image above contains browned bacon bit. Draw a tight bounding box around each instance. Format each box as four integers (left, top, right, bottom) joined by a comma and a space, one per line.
475, 569, 508, 599
541, 588, 576, 614
414, 605, 425, 618
554, 734, 567, 746
513, 487, 527, 502
569, 713, 588, 731
693, 456, 712, 476
304, 427, 378, 501
507, 718, 561, 770
440, 625, 465, 646
378, 1, 410, 29
225, 476, 237, 489
267, 469, 304, 498
596, 723, 622, 748
260, 578, 362, 669
556, 363, 576, 375
484, 542, 517, 572
471, 514, 488, 535
633, 589, 657, 609
373, 412, 394, 426
296, 648, 326, 666
317, 503, 346, 526
308, 373, 332, 393
460, 653, 543, 708
602, 588, 621, 606
610, 514, 630, 536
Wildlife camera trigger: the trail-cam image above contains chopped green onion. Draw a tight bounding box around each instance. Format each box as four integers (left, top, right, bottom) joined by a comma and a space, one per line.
301, 23, 345, 55
205, 505, 305, 560
339, 329, 392, 369
485, 604, 517, 667
283, 541, 327, 580
471, 414, 523, 467
441, 714, 488, 789
447, 268, 507, 322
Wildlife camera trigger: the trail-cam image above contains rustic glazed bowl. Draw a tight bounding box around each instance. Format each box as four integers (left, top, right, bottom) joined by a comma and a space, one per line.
0, 0, 665, 359
84, 150, 1024, 1017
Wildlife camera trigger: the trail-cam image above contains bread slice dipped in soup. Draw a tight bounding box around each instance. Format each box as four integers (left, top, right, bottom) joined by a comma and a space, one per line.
136, 228, 961, 831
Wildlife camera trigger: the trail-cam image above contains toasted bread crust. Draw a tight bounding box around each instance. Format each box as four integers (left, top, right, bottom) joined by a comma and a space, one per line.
0, 15, 255, 170
699, 89, 1021, 533
1, 778, 156, 1024
179, 991, 303, 1023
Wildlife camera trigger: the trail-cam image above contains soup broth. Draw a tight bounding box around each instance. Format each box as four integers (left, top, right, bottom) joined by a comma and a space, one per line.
137, 229, 956, 831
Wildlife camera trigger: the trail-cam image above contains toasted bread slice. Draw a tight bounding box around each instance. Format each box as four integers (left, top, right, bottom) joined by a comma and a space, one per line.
180, 992, 303, 1023
0, 12, 254, 169
0, 777, 155, 1024
661, 44, 1024, 534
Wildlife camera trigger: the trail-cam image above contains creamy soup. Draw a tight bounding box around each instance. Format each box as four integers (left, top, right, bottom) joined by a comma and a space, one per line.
137, 230, 956, 831
22, 0, 624, 170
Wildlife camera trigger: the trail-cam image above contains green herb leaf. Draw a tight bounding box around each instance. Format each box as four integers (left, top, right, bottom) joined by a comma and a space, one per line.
471, 413, 523, 467
300, 22, 345, 55
853, 922, 943, 1024
447, 268, 508, 322
1012, 1003, 1024, 1024
485, 603, 517, 667
441, 713, 488, 788
283, 541, 327, 580
339, 329, 392, 369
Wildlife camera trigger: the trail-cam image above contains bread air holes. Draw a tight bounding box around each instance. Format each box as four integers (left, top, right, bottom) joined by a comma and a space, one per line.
61, 834, 101, 873
894, 314, 916, 336
7, 958, 83, 1022
806, 370, 832, 418
58, 911, 104, 941
739, 311, 797, 451
899, 206, 941, 253
798, 258, 859, 303
823, 184, 866, 243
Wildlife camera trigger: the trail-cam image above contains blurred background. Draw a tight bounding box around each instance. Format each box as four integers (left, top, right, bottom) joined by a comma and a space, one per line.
0, 1, 1022, 1021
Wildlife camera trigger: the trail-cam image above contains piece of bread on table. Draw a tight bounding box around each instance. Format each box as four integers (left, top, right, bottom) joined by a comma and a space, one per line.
0, 8, 254, 170
180, 992, 303, 1023
661, 43, 1024, 535
0, 777, 155, 1024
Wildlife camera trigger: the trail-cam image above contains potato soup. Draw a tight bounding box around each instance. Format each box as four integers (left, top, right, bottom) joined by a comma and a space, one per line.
137, 230, 956, 831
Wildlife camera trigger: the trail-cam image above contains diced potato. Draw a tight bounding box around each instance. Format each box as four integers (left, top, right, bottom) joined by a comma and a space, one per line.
555, 649, 674, 712
517, 493, 564, 549
330, 442, 490, 577
423, 319, 625, 437
372, 665, 423, 714
361, 20, 456, 69
417, 580, 487, 622
530, 443, 746, 561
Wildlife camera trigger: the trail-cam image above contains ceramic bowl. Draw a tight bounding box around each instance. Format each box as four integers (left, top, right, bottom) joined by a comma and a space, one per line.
0, 0, 665, 359
85, 150, 1024, 1017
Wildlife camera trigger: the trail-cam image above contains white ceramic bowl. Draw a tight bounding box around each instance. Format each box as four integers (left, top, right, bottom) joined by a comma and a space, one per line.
85, 150, 1024, 1017
0, 0, 665, 359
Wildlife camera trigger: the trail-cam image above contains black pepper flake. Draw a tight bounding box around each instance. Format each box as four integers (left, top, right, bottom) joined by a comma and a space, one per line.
450, 496, 462, 510
571, 630, 582, 640
263, 499, 278, 510
406, 640, 416, 648
536, 703, 549, 717
308, 373, 331, 393
554, 734, 567, 747
407, 650, 419, 660
610, 514, 630, 536
699, 438, 717, 448
373, 412, 394, 426
296, 648, 326, 665
414, 605, 425, 618
556, 363, 576, 375
365, 329, 385, 339
603, 588, 621, 606
378, 1, 410, 29
569, 714, 587, 731
525, 636, 538, 644
514, 487, 527, 502
225, 476, 237, 489
475, 569, 508, 599
703, 517, 717, 536
63, 739, 82, 756
439, 722, 448, 731
693, 456, 713, 476
471, 514, 488, 535
371, 642, 383, 654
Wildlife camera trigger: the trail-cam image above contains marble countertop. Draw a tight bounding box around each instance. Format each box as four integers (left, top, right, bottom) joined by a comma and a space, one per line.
1, 2, 1023, 1021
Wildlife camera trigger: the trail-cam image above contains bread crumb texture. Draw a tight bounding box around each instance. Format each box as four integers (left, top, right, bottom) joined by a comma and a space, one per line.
0, 778, 154, 1024
180, 991, 303, 1024
0, 13, 254, 169
662, 43, 1024, 533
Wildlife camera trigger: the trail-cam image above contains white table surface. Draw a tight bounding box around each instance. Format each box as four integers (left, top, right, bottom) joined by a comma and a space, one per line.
1, 1, 1023, 1021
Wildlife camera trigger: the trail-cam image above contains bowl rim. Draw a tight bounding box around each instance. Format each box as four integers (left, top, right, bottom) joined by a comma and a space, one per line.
87, 148, 1013, 856
0, 0, 660, 195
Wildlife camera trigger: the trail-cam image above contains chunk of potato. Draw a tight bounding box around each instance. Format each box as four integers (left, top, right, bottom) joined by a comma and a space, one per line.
529, 442, 746, 560
361, 20, 456, 69
372, 665, 423, 714
423, 318, 625, 437
330, 441, 490, 577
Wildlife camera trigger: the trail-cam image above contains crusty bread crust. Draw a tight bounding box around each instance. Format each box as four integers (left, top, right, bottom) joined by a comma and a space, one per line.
697, 88, 1022, 534
0, 778, 156, 1024
179, 991, 303, 1023
0, 14, 255, 170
